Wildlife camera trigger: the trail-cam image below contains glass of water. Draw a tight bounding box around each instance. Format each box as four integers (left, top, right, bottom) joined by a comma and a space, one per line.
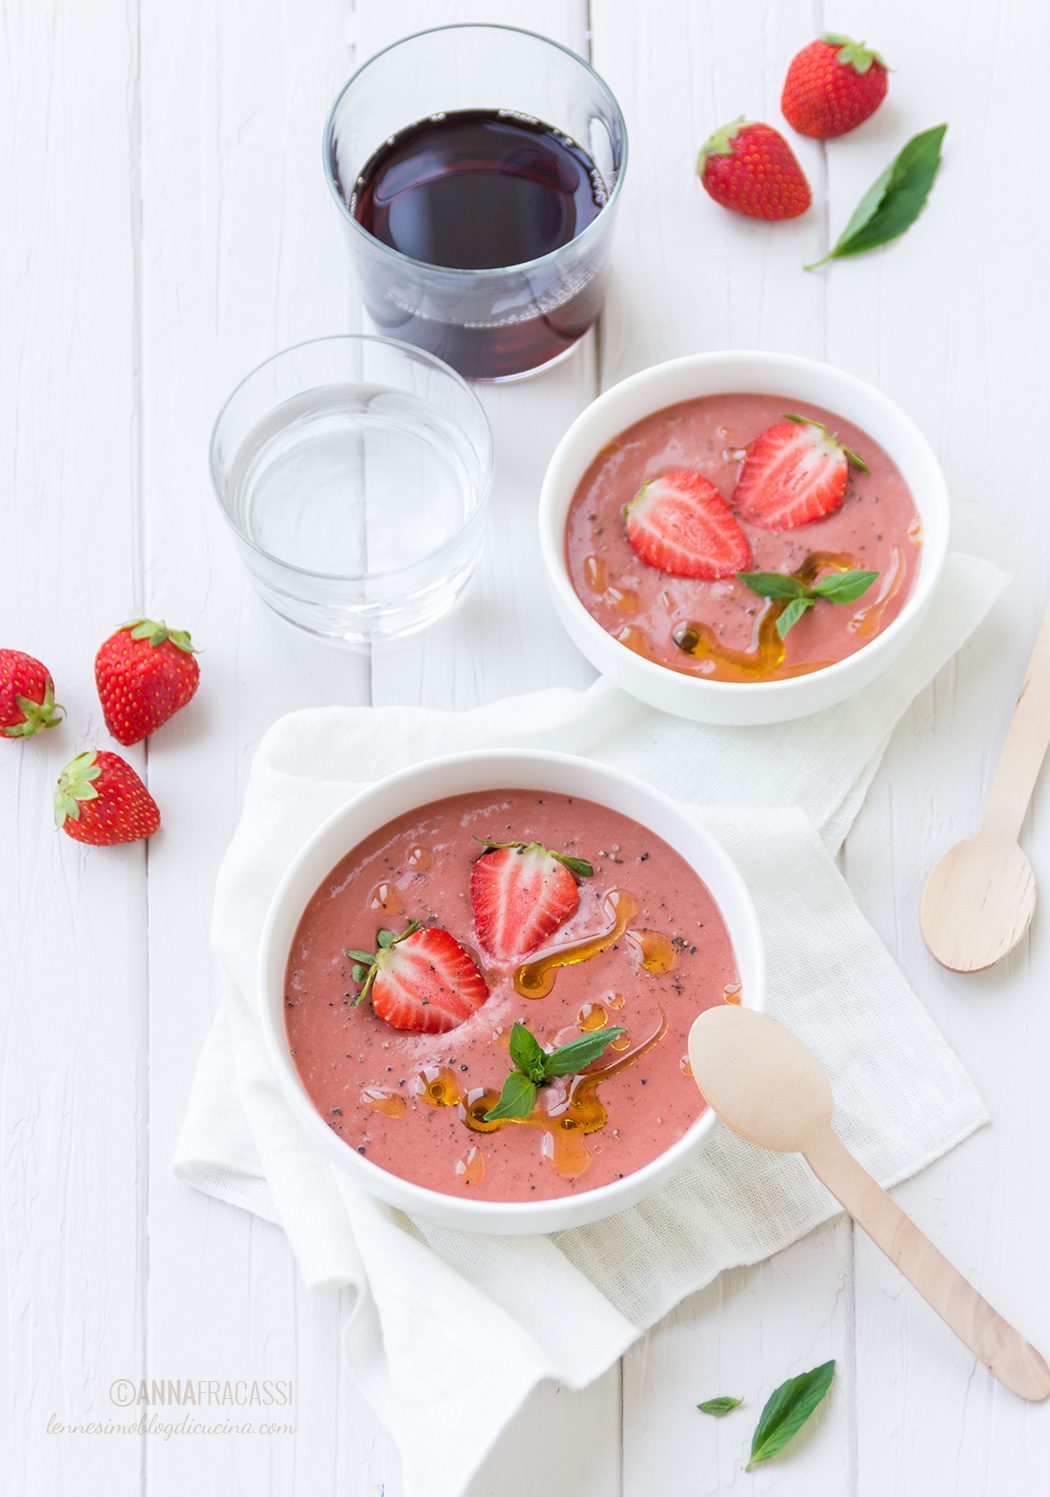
209, 335, 493, 642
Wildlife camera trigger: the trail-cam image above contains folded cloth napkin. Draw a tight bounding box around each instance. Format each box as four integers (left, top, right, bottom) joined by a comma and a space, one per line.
176, 554, 1006, 1497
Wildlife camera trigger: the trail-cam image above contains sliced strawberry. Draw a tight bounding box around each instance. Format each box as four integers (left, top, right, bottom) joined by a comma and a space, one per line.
624, 469, 751, 578
470, 839, 593, 963
347, 922, 488, 1034
732, 415, 869, 530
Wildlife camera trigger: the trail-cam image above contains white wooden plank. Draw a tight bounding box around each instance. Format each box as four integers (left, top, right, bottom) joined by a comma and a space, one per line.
822, 2, 1050, 1492
136, 2, 373, 1494
0, 3, 145, 1495
590, 4, 857, 1491
354, 3, 618, 1494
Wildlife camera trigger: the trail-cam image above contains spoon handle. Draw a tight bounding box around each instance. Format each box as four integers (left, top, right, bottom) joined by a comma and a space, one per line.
803, 1123, 1050, 1402
981, 599, 1050, 842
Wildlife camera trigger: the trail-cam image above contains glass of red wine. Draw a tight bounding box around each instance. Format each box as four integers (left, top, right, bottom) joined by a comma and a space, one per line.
324, 24, 628, 383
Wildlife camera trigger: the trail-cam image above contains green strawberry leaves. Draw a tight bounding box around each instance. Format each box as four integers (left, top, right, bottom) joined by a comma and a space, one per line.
346, 921, 421, 1006
122, 618, 199, 653
483, 1020, 626, 1122
782, 414, 869, 472
747, 1360, 836, 1469
822, 33, 888, 74
738, 569, 879, 639
474, 836, 594, 880
53, 750, 102, 826
806, 124, 946, 270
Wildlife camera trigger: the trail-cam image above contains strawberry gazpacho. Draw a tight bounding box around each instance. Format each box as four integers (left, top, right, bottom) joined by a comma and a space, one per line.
565, 393, 921, 682
284, 788, 739, 1202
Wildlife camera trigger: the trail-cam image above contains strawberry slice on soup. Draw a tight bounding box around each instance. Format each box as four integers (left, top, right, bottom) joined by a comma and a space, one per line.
348, 922, 489, 1034
732, 414, 868, 529
470, 839, 593, 963
624, 468, 751, 578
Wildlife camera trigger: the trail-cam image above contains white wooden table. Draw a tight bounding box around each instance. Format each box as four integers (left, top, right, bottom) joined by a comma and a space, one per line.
4, 2, 1048, 1492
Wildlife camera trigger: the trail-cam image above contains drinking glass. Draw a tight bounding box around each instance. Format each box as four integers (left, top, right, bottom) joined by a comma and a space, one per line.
209, 335, 493, 643
324, 24, 628, 382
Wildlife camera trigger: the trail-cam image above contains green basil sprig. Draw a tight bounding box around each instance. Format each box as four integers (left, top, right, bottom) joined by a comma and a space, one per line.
697, 1395, 743, 1417
738, 568, 879, 639
806, 124, 946, 270
747, 1360, 836, 1469
484, 1020, 626, 1122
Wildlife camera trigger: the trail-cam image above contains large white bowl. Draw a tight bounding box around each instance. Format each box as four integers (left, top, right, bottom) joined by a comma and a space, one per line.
258, 749, 764, 1235
539, 350, 950, 725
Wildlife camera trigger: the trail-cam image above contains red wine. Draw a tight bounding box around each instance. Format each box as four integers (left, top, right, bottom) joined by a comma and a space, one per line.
348, 110, 611, 379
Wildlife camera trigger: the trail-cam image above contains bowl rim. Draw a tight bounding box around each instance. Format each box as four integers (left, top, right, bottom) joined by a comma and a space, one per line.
321, 22, 629, 282
538, 349, 950, 701
257, 747, 765, 1231
208, 332, 494, 585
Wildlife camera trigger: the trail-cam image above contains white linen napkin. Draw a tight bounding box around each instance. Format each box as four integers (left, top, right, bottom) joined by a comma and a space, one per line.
175, 553, 1005, 1497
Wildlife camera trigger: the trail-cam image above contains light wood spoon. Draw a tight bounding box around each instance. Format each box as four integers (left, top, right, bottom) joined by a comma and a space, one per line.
921, 601, 1050, 972
688, 1005, 1050, 1402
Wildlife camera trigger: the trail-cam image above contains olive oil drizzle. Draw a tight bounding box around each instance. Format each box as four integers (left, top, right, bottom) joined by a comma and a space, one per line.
672, 551, 856, 681
460, 1010, 668, 1178
515, 889, 639, 998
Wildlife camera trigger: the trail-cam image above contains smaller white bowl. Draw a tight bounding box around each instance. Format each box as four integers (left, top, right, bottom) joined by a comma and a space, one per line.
539, 351, 950, 725
258, 749, 764, 1236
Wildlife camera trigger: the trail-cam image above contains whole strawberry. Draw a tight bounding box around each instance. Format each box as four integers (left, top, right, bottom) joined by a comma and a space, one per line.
782, 35, 889, 139
54, 749, 160, 845
697, 118, 811, 221
1, 650, 64, 740
95, 618, 200, 746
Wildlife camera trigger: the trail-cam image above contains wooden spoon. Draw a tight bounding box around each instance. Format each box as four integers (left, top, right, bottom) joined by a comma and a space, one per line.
688, 1005, 1050, 1401
921, 601, 1050, 972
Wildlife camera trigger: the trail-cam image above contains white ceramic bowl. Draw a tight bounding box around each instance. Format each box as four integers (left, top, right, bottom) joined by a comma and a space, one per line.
539, 351, 950, 725
258, 748, 764, 1235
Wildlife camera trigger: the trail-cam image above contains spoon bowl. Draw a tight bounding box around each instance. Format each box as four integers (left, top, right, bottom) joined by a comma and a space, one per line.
688, 1005, 831, 1152
921, 835, 1036, 973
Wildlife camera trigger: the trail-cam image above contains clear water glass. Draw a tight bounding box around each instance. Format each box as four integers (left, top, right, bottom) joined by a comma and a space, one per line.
209, 336, 493, 642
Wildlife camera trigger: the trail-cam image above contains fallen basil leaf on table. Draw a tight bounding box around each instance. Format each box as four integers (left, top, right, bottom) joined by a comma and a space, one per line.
805, 124, 946, 269
697, 1395, 743, 1417
746, 1359, 835, 1469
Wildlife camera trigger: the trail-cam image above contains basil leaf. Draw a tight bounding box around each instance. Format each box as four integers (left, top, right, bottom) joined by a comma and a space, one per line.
508, 1021, 548, 1083
697, 1396, 742, 1417
543, 1027, 627, 1078
806, 125, 946, 269
810, 568, 880, 604
483, 1071, 537, 1122
747, 1360, 835, 1469
776, 596, 815, 639
737, 571, 807, 602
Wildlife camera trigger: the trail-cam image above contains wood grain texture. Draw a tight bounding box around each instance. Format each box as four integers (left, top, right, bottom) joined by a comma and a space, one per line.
3, 0, 1049, 1492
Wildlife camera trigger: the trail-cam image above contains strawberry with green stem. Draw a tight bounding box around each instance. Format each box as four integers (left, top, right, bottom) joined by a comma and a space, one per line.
697, 118, 811, 221
732, 415, 869, 530
95, 618, 200, 746
347, 920, 489, 1034
54, 749, 160, 845
470, 837, 594, 963
1, 650, 64, 740
782, 35, 889, 140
